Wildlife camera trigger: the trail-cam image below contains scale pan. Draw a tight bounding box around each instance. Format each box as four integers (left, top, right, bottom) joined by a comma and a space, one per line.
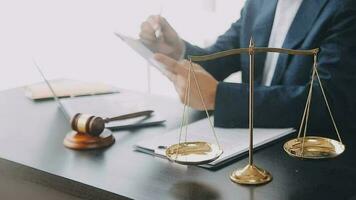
165, 141, 223, 165
284, 136, 345, 159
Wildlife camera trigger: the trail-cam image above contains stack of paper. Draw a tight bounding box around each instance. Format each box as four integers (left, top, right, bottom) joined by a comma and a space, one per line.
135, 117, 295, 168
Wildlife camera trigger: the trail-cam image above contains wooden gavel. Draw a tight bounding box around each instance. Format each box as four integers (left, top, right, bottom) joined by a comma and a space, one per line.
70, 110, 153, 136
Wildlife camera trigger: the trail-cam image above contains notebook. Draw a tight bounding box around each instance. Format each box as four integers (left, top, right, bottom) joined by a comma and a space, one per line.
135, 117, 295, 168
25, 79, 119, 100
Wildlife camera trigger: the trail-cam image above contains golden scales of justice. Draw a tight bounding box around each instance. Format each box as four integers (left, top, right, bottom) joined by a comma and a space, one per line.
165, 38, 345, 185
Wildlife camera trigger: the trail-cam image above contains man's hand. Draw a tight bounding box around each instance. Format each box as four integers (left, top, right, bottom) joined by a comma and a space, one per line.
154, 53, 218, 111
140, 15, 185, 60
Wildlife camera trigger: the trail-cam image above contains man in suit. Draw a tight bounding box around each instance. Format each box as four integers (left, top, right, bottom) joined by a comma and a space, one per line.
139, 0, 356, 132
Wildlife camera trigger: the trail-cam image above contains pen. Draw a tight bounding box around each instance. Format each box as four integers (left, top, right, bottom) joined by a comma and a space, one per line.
155, 3, 163, 39
107, 120, 166, 131
155, 25, 162, 39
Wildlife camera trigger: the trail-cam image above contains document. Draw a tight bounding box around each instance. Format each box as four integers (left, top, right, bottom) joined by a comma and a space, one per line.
60, 93, 165, 130
114, 33, 167, 73
135, 117, 295, 168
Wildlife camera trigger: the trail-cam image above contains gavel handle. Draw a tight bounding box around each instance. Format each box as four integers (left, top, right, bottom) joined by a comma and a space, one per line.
104, 110, 154, 122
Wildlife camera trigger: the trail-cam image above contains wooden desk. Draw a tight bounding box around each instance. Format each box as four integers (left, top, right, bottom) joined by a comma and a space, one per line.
0, 88, 355, 200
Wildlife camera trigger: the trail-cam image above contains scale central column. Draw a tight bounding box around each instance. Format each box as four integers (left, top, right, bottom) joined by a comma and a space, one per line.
248, 38, 254, 166
230, 38, 272, 185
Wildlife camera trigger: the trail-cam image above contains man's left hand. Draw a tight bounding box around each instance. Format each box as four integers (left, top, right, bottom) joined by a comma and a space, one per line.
154, 53, 218, 111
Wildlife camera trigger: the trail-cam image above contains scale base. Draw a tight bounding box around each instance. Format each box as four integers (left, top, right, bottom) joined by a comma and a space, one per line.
230, 164, 272, 185
284, 136, 345, 159
63, 129, 115, 150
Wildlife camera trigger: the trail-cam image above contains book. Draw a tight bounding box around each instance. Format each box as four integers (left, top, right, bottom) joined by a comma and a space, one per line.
25, 79, 119, 100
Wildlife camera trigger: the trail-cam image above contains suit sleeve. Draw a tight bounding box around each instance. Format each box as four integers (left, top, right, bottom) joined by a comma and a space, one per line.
183, 14, 244, 81
214, 2, 356, 132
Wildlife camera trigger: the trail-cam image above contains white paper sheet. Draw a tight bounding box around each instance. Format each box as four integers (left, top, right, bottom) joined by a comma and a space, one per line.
135, 117, 295, 168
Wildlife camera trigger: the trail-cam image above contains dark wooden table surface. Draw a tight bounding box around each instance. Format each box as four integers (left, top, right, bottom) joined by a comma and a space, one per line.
0, 88, 355, 200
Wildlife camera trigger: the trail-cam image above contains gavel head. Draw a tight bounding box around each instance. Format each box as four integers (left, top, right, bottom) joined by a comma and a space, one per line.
70, 113, 105, 137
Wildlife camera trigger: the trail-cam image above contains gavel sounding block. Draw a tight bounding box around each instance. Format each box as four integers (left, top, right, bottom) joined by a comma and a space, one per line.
63, 129, 115, 150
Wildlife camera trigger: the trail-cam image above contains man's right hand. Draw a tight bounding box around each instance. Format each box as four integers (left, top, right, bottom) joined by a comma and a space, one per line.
139, 15, 185, 60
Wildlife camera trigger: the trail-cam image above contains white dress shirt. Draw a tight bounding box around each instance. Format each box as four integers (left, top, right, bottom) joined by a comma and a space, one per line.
262, 0, 303, 86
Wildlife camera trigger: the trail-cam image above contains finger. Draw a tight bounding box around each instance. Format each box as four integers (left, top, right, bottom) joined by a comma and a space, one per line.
159, 17, 178, 40
139, 32, 156, 43
140, 38, 158, 52
148, 16, 162, 39
173, 75, 186, 103
175, 75, 187, 91
159, 17, 172, 32
148, 15, 161, 31
160, 67, 177, 82
148, 15, 169, 31
154, 53, 180, 74
140, 21, 155, 38
175, 86, 186, 104
176, 60, 192, 74
180, 60, 205, 74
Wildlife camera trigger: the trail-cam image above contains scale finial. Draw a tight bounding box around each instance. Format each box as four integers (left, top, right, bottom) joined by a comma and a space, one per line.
249, 37, 255, 47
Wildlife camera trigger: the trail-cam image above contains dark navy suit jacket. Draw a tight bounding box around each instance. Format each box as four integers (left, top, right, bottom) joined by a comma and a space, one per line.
185, 0, 356, 132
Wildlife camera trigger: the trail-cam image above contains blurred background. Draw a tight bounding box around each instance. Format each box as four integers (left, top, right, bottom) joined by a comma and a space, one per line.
0, 0, 245, 97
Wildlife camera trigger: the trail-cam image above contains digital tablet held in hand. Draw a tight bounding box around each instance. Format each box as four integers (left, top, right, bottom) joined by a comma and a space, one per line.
114, 32, 167, 73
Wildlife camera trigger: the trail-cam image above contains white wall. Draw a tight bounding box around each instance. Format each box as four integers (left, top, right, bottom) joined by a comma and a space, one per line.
0, 0, 244, 97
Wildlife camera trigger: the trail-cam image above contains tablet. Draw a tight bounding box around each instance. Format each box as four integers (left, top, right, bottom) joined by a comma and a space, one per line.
114, 32, 167, 73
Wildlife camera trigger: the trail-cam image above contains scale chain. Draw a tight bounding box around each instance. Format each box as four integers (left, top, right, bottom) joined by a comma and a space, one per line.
176, 62, 192, 159
301, 66, 316, 156
184, 63, 192, 143
297, 77, 314, 138
189, 60, 222, 150
299, 53, 343, 156
314, 65, 343, 144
